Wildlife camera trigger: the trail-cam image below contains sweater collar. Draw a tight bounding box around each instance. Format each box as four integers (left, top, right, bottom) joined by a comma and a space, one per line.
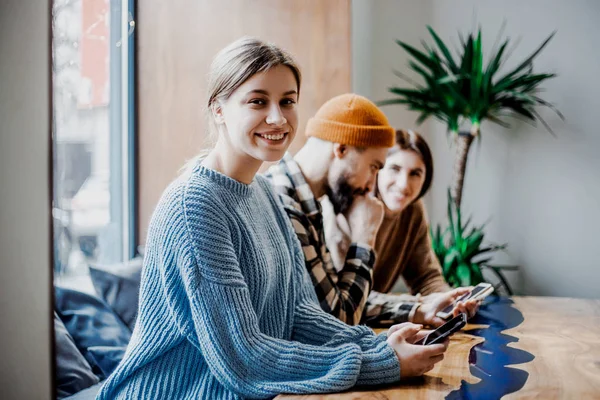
193, 163, 255, 197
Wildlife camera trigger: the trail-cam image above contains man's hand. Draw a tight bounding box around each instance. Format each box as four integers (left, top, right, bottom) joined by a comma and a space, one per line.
386, 323, 448, 378
413, 288, 480, 327
345, 195, 384, 248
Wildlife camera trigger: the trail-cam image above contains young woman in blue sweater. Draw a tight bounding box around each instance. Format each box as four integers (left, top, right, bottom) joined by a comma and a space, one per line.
97, 37, 448, 400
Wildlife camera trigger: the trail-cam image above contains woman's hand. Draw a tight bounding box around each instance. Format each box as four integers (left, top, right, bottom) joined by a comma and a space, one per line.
413, 288, 480, 327
452, 298, 479, 319
386, 323, 449, 378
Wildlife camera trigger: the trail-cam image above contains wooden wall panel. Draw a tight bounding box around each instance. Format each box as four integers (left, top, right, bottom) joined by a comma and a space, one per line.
137, 0, 351, 243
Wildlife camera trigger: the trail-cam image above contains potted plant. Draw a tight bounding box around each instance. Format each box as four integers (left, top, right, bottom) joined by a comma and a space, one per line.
431, 190, 517, 293
379, 26, 563, 291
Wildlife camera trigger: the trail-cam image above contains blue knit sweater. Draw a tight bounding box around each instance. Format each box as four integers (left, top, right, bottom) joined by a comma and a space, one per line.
96, 165, 401, 400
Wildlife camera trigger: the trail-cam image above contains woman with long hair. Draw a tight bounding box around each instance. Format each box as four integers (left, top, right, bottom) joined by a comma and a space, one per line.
97, 41, 447, 399
324, 130, 477, 327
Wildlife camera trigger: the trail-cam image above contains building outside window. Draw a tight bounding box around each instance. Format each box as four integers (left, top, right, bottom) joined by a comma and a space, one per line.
51, 0, 135, 289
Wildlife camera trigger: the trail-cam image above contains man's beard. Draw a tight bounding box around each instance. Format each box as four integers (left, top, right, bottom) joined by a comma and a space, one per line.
326, 173, 366, 215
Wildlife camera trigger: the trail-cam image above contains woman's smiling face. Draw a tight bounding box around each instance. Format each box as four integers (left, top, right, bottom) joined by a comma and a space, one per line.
377, 148, 426, 212
214, 65, 299, 163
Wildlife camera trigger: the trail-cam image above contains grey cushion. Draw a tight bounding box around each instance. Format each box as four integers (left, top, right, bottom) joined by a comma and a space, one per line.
54, 287, 131, 379
88, 257, 143, 330
63, 382, 104, 400
54, 312, 99, 399
86, 345, 127, 378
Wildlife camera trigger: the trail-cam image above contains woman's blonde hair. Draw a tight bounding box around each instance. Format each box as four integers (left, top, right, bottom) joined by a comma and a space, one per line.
183, 37, 301, 171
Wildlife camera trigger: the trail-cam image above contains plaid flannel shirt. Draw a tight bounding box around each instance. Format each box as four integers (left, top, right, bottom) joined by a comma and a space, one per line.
265, 153, 419, 326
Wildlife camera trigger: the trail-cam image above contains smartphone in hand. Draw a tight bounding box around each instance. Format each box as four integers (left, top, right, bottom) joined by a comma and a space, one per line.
414, 313, 467, 345
436, 282, 494, 320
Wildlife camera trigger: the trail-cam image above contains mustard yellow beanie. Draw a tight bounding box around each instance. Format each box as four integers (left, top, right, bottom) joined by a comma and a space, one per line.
305, 93, 395, 147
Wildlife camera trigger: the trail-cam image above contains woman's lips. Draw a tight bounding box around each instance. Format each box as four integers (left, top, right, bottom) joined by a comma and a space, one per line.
255, 131, 288, 143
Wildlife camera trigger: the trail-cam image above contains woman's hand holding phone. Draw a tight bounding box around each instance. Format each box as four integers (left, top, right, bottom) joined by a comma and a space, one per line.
386, 323, 448, 378
413, 288, 479, 327
414, 313, 468, 346
452, 298, 479, 319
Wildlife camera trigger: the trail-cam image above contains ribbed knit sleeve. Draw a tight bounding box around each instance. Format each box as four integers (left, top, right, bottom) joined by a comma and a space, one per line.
259, 174, 401, 387
176, 186, 398, 397
289, 262, 401, 386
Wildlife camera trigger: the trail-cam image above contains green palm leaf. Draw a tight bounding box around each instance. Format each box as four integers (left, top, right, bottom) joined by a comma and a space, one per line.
379, 26, 561, 136
495, 31, 556, 87
427, 25, 459, 72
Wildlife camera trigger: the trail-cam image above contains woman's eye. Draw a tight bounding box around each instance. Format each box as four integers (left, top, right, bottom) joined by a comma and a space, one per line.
411, 171, 422, 177
281, 98, 296, 106
249, 99, 266, 105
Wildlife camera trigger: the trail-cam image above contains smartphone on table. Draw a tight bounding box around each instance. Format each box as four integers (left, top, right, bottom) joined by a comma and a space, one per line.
436, 282, 494, 320
414, 312, 467, 346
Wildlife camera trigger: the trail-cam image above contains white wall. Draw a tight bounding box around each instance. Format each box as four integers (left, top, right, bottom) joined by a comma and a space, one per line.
353, 0, 600, 298
0, 1, 53, 399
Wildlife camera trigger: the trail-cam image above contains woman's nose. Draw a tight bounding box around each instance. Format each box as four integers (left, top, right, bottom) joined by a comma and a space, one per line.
266, 105, 286, 126
395, 172, 409, 192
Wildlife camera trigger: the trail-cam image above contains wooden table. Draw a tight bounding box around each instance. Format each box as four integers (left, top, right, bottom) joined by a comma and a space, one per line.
277, 296, 600, 400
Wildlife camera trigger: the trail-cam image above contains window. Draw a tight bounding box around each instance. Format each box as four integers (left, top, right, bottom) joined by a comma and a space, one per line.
51, 0, 136, 289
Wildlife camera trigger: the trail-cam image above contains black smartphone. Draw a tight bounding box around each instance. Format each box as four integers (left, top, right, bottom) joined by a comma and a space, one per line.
414, 312, 467, 346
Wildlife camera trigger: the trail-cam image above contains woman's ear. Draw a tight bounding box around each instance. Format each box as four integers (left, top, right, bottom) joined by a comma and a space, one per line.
211, 102, 225, 125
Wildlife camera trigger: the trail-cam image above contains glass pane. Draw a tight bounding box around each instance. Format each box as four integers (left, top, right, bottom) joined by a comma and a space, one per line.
52, 0, 132, 291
